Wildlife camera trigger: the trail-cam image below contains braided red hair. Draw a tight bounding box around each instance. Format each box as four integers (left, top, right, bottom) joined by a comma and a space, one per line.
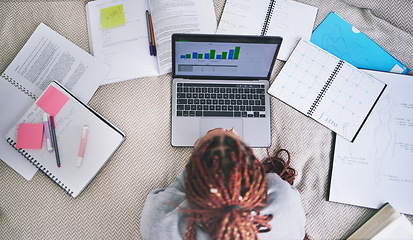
184, 135, 272, 240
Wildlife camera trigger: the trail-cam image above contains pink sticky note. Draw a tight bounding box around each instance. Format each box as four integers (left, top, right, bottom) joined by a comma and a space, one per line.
16, 123, 44, 149
36, 85, 69, 117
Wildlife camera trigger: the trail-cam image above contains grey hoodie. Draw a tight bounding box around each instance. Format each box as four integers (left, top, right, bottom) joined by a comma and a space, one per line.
140, 171, 306, 239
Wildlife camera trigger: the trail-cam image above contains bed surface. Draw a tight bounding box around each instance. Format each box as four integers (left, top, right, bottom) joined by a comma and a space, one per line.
1, 0, 412, 239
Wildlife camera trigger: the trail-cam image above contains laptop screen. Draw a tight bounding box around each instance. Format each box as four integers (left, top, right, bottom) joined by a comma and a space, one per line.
172, 34, 282, 80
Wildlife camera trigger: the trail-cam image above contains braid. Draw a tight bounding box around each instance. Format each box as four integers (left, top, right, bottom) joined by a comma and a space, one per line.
184, 135, 272, 240
262, 148, 296, 185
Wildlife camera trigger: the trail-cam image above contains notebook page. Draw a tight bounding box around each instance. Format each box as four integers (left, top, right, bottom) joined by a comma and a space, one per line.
86, 0, 159, 84
6, 82, 124, 197
312, 61, 386, 141
216, 0, 269, 35
269, 39, 386, 142
0, 77, 37, 180
4, 23, 110, 103
266, 0, 317, 61
217, 0, 318, 61
268, 39, 339, 116
374, 215, 413, 238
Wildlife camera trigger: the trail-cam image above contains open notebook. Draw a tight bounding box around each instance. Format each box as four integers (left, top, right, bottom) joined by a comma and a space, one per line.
217, 0, 317, 61
268, 39, 386, 142
0, 22, 110, 180
5, 82, 125, 198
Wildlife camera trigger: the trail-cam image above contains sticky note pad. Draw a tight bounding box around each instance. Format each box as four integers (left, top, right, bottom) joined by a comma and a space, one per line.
100, 4, 125, 29
36, 85, 69, 117
16, 124, 44, 149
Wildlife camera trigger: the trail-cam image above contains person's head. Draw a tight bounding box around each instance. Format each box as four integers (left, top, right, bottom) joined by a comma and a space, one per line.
184, 128, 272, 239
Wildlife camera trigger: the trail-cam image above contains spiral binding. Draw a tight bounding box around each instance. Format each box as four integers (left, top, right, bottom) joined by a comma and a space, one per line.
6, 137, 74, 196
261, 0, 276, 35
1, 73, 37, 100
307, 60, 344, 116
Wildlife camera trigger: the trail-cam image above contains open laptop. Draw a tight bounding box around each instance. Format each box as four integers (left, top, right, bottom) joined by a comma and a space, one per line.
171, 33, 282, 147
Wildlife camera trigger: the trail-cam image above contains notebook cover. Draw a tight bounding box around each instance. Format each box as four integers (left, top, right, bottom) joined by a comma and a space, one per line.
310, 12, 409, 74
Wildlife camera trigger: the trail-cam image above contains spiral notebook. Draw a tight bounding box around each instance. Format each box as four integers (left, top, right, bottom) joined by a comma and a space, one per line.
0, 22, 110, 180
216, 0, 318, 61
268, 39, 386, 142
5, 82, 125, 198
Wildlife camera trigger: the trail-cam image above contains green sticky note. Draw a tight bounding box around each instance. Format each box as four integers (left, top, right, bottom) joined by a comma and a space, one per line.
100, 4, 125, 29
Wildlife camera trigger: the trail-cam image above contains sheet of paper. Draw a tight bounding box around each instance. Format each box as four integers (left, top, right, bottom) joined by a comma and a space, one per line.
4, 23, 110, 104
148, 0, 217, 74
100, 4, 126, 28
86, 0, 159, 84
216, 0, 318, 61
0, 77, 37, 180
16, 124, 44, 149
329, 70, 413, 215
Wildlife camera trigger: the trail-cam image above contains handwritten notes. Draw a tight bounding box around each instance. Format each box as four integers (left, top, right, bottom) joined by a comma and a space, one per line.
16, 124, 44, 149
36, 85, 69, 117
330, 70, 413, 215
100, 4, 125, 29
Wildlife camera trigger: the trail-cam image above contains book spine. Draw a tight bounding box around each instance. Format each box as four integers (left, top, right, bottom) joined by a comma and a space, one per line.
6, 137, 74, 196
307, 60, 344, 116
1, 73, 37, 100
261, 0, 276, 35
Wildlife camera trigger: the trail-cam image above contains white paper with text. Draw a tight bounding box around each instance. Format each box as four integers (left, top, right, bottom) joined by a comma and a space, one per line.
86, 0, 217, 84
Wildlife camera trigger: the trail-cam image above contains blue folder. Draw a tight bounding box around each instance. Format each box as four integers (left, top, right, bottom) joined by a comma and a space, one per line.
311, 12, 409, 74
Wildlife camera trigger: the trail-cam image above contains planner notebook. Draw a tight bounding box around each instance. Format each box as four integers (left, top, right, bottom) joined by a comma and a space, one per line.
217, 0, 318, 61
5, 82, 125, 198
311, 12, 409, 74
268, 39, 386, 142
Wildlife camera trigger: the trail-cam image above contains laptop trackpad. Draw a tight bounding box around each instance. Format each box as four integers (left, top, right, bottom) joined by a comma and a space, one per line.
199, 118, 243, 138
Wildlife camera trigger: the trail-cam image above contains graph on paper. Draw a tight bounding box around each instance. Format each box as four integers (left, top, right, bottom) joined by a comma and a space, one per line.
268, 39, 386, 142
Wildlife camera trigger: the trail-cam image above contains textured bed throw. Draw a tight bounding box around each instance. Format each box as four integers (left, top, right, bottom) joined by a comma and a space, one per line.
0, 0, 412, 239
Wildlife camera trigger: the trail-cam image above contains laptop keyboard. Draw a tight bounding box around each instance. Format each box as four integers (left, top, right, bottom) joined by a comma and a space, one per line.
175, 83, 266, 118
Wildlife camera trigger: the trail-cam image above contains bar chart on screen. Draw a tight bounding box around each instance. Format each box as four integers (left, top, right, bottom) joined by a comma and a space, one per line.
177, 46, 242, 73
180, 46, 241, 60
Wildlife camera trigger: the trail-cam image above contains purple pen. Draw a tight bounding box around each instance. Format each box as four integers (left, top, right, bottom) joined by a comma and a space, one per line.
42, 113, 53, 152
